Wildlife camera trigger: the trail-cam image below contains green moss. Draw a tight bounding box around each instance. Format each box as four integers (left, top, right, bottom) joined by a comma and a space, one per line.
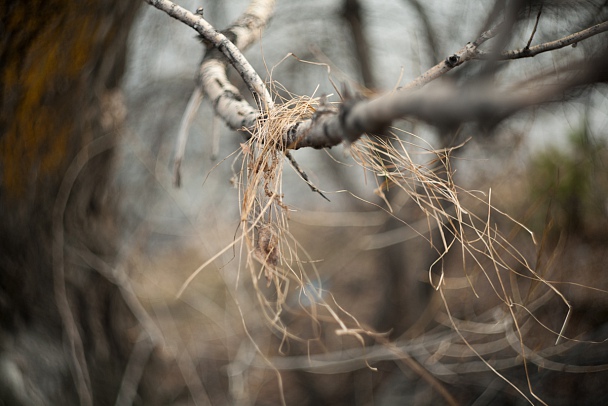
528, 121, 608, 239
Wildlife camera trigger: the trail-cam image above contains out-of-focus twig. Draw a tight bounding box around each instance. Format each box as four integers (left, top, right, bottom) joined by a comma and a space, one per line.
342, 0, 375, 89
525, 4, 543, 50
173, 86, 203, 187
115, 333, 155, 406
477, 20, 608, 59
402, 0, 441, 63
53, 137, 118, 406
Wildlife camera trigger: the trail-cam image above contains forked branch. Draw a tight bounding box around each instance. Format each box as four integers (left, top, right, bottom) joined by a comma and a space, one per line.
146, 0, 608, 154
144, 0, 274, 110
477, 20, 608, 60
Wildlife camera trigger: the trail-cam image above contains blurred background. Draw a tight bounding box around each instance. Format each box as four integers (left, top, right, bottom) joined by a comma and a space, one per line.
2, 0, 608, 404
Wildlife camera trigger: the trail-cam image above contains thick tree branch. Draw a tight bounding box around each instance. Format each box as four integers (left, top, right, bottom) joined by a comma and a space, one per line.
284, 19, 608, 150
196, 0, 276, 128
144, 0, 274, 109
147, 0, 276, 185
287, 54, 608, 150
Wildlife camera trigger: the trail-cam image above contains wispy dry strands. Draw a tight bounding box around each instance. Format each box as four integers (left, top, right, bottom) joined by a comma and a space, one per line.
356, 138, 543, 279
236, 93, 386, 354
236, 117, 576, 404
239, 95, 317, 269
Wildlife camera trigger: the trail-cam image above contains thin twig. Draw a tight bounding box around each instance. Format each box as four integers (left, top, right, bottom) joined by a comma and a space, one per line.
525, 4, 543, 50
173, 86, 204, 187
151, 299, 213, 404
478, 20, 608, 60
71, 246, 164, 346
399, 22, 503, 92
402, 0, 441, 63
285, 151, 330, 201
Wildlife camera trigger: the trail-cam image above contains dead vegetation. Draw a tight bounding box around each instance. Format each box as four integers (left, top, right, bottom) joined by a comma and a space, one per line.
147, 74, 608, 404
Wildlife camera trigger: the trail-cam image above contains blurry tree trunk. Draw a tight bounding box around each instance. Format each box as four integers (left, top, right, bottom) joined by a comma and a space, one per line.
0, 1, 176, 404
340, 1, 432, 334
342, 0, 375, 89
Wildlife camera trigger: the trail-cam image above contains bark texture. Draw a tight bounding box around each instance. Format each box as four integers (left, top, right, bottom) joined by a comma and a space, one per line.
0, 1, 177, 404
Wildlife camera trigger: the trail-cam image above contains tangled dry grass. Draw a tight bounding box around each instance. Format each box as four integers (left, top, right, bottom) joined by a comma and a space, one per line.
167, 76, 608, 404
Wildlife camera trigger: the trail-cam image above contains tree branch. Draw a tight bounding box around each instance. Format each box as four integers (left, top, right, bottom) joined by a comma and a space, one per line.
286, 53, 608, 150
144, 0, 274, 109
478, 20, 608, 60
525, 4, 543, 50
398, 23, 503, 93
146, 0, 276, 185
147, 0, 607, 156
402, 0, 441, 63
342, 0, 375, 89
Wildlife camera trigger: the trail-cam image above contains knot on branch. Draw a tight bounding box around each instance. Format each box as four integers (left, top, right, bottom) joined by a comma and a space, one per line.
445, 53, 460, 68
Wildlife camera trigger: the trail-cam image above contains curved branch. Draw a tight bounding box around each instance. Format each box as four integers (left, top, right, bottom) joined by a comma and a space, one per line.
144, 0, 274, 109
147, 0, 276, 185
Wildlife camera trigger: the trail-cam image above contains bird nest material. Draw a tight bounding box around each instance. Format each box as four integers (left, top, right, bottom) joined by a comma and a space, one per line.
174, 84, 580, 405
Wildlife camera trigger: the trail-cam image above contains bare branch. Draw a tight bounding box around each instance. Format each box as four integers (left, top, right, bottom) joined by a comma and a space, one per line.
402, 0, 441, 63
525, 4, 543, 50
342, 0, 375, 88
173, 86, 203, 187
286, 70, 587, 150
144, 0, 274, 109
399, 23, 504, 93
148, 0, 607, 156
284, 18, 608, 150
478, 20, 608, 60
155, 0, 276, 185
196, 0, 277, 127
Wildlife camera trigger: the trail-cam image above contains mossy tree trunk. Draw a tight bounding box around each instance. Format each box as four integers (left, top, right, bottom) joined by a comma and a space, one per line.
0, 2, 177, 404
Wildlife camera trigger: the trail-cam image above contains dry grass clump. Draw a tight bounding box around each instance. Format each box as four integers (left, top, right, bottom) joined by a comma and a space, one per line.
176, 85, 605, 404
349, 132, 583, 404
231, 91, 563, 403
235, 92, 381, 349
